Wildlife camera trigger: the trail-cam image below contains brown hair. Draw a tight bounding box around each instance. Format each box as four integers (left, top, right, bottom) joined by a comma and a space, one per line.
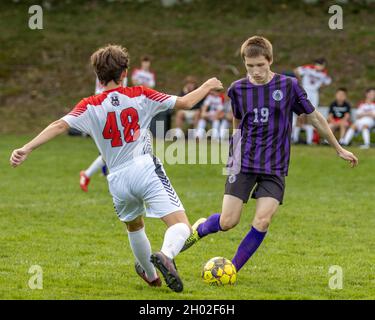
141, 55, 151, 62
240, 36, 273, 62
91, 44, 130, 85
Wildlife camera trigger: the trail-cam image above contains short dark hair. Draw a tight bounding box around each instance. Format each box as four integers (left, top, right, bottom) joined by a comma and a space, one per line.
365, 87, 375, 93
314, 57, 327, 66
336, 87, 347, 93
141, 55, 151, 62
91, 44, 130, 85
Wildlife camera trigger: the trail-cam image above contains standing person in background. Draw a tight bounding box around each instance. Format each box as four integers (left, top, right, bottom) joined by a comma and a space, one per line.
131, 55, 156, 88
327, 88, 351, 144
292, 58, 332, 144
174, 76, 204, 139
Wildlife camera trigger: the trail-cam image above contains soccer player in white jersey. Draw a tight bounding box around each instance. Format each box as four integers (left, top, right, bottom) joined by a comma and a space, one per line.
10, 44, 223, 292
131, 55, 156, 88
195, 89, 226, 140
342, 88, 375, 149
79, 75, 129, 192
292, 58, 332, 144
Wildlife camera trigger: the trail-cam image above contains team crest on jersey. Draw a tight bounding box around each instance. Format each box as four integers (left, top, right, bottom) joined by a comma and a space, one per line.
272, 90, 283, 101
111, 95, 120, 106
228, 174, 237, 184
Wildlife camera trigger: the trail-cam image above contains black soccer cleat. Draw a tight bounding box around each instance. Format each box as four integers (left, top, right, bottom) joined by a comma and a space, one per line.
150, 252, 183, 293
134, 261, 162, 287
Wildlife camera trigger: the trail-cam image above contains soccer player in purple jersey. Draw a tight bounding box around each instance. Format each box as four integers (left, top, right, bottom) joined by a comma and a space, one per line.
181, 36, 358, 273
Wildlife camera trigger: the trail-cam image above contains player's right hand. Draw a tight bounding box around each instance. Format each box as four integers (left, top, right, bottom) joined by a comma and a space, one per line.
204, 77, 223, 91
10, 147, 30, 168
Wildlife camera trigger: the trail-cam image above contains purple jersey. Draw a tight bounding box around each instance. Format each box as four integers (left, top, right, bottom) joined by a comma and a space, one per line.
227, 73, 315, 176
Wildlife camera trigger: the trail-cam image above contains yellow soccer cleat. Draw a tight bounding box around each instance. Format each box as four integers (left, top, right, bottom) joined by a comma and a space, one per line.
180, 218, 207, 252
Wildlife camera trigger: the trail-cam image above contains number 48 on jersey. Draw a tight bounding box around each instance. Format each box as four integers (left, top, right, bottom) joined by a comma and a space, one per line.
102, 108, 140, 147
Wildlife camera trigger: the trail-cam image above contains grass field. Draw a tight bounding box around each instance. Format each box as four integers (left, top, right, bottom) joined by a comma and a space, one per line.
0, 134, 374, 300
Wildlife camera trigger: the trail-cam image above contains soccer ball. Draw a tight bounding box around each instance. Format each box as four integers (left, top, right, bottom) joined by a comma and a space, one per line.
201, 257, 237, 286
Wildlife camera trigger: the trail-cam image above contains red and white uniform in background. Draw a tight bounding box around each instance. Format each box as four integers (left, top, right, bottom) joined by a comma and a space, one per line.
354, 101, 375, 130
203, 93, 225, 121
296, 65, 332, 107
95, 77, 128, 94
196, 93, 226, 140
62, 86, 184, 222
131, 69, 156, 88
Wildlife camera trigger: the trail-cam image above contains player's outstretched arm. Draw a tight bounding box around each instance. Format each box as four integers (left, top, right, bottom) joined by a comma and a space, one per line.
10, 119, 70, 168
306, 110, 358, 168
175, 77, 223, 110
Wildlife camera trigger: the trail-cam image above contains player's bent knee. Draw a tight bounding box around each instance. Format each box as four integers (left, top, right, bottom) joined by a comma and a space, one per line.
219, 215, 239, 231
253, 216, 272, 232
161, 210, 192, 230
125, 216, 145, 232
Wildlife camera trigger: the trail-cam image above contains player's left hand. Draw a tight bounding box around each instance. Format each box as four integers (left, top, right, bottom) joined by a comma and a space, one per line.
337, 148, 358, 168
10, 147, 30, 167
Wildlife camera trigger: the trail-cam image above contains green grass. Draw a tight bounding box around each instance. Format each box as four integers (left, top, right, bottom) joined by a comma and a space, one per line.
0, 134, 374, 299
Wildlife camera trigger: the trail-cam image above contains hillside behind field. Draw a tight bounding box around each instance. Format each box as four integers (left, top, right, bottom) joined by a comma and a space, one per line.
0, 0, 374, 133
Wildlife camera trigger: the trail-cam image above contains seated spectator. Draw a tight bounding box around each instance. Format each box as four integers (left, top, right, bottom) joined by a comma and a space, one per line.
131, 55, 155, 88
327, 88, 351, 144
217, 97, 233, 140
195, 89, 226, 141
342, 88, 375, 149
174, 76, 204, 139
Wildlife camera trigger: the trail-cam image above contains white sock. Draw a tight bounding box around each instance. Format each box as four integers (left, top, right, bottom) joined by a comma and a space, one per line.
128, 227, 158, 281
212, 120, 220, 140
293, 127, 301, 143
175, 128, 184, 139
196, 119, 206, 139
161, 223, 191, 259
305, 125, 314, 144
362, 128, 370, 145
220, 120, 229, 140
85, 156, 105, 178
343, 128, 355, 145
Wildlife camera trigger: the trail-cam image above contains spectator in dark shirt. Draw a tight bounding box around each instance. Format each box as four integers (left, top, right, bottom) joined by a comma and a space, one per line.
328, 88, 351, 143
174, 76, 204, 138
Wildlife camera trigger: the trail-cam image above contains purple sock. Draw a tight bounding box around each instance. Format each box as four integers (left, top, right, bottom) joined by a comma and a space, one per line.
232, 226, 267, 272
197, 213, 222, 238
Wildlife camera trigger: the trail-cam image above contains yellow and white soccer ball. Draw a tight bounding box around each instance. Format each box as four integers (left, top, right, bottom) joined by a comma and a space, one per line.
201, 257, 237, 286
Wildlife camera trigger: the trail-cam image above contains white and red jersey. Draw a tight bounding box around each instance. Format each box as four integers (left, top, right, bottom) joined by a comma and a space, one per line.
62, 86, 177, 172
131, 68, 156, 88
356, 101, 375, 117
296, 65, 332, 107
203, 93, 225, 113
95, 77, 128, 94
297, 65, 332, 91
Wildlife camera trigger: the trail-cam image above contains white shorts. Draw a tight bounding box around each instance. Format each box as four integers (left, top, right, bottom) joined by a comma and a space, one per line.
107, 154, 185, 222
183, 110, 197, 125
355, 117, 375, 131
